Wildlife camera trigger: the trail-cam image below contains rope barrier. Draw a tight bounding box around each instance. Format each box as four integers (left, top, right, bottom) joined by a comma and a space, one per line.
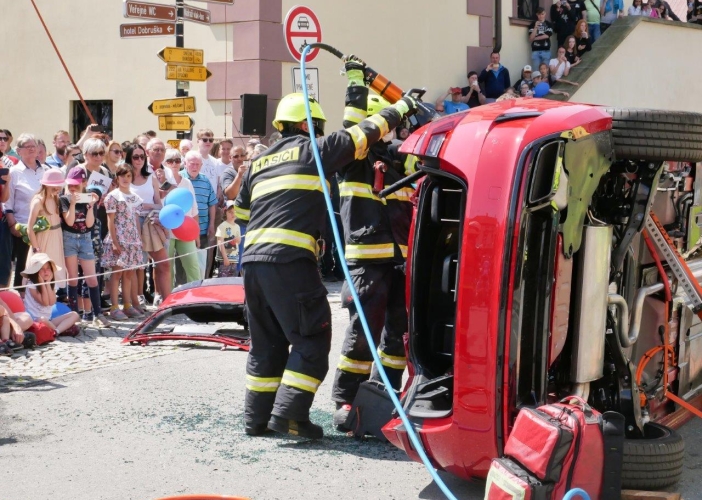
0, 239, 229, 292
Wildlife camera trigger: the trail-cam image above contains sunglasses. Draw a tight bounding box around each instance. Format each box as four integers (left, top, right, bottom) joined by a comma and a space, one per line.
165, 158, 182, 164
90, 151, 106, 157
131, 154, 146, 160
232, 154, 243, 158
110, 150, 123, 155
0, 137, 7, 141
150, 148, 165, 153
200, 138, 214, 143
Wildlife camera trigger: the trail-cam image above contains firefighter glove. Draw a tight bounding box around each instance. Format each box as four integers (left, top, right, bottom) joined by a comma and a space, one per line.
392, 95, 418, 117
344, 54, 367, 87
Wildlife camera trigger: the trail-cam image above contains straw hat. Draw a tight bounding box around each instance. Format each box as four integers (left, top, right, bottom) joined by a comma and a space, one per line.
40, 169, 66, 187
21, 252, 62, 277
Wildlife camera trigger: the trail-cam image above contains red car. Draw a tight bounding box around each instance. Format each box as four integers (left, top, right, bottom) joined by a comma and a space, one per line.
383, 99, 702, 490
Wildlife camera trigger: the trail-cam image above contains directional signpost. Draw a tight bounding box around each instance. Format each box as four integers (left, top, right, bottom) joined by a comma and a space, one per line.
157, 46, 204, 64
165, 64, 212, 82
148, 96, 196, 115
182, 4, 211, 25
158, 115, 194, 131
187, 0, 233, 3
123, 0, 176, 21
120, 22, 175, 38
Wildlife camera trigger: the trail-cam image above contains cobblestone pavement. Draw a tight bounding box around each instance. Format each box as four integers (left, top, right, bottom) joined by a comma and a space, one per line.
0, 282, 343, 392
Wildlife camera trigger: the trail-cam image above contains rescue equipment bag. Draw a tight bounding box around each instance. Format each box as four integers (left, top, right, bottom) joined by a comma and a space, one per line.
487, 396, 617, 500
484, 457, 553, 500
345, 380, 398, 441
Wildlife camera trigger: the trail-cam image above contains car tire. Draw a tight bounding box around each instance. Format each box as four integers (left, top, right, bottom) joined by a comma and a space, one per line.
604, 108, 702, 163
621, 422, 685, 490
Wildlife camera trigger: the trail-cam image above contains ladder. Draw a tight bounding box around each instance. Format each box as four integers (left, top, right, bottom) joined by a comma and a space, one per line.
645, 212, 702, 313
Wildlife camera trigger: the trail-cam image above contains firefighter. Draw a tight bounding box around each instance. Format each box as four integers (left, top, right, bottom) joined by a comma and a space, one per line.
235, 56, 417, 439
331, 90, 416, 430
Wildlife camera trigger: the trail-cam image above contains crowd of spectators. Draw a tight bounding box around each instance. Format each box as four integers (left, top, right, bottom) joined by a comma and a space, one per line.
0, 125, 263, 355
434, 0, 702, 111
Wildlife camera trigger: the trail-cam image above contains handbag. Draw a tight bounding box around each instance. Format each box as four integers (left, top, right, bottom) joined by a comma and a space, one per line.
15, 215, 50, 245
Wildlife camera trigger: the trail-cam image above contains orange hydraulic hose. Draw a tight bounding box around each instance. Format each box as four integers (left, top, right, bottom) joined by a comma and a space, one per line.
29, 0, 96, 124
641, 228, 702, 420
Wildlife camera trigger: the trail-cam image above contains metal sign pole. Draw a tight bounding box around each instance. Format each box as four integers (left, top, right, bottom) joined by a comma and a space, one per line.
175, 0, 189, 140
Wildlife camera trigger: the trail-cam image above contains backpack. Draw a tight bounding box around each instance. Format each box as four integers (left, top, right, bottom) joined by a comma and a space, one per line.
28, 321, 56, 346
485, 396, 624, 500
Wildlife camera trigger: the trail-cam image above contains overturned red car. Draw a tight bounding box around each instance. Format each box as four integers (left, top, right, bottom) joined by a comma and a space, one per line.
383, 99, 702, 490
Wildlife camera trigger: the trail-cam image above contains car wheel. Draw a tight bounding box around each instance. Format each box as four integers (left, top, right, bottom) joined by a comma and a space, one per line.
604, 108, 702, 163
621, 422, 684, 490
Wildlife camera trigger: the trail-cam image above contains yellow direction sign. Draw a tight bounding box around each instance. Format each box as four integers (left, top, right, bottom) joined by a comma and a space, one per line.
165, 64, 212, 82
167, 140, 181, 149
157, 47, 204, 65
158, 115, 194, 131
148, 96, 196, 115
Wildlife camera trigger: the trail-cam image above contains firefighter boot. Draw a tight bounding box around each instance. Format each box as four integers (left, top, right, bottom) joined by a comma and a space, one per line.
268, 415, 324, 439
245, 422, 272, 436
334, 403, 352, 432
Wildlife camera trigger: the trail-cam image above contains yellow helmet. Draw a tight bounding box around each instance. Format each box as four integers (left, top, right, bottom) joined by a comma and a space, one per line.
272, 93, 326, 134
367, 93, 391, 116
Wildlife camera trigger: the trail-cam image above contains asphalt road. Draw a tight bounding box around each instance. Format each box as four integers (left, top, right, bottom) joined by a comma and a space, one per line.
1, 283, 702, 499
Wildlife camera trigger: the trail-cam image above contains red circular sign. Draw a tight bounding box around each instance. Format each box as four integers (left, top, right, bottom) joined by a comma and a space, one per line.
284, 5, 322, 63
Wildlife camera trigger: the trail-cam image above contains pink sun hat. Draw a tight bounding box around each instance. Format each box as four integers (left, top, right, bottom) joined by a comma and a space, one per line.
40, 169, 66, 187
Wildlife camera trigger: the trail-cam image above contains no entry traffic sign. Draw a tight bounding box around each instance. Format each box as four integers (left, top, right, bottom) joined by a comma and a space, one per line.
284, 5, 322, 63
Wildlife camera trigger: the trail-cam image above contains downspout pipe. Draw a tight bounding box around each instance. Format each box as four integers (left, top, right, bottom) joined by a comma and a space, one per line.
494, 0, 502, 53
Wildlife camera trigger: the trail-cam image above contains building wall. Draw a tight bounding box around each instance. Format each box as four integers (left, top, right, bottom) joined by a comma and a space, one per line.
570, 20, 702, 112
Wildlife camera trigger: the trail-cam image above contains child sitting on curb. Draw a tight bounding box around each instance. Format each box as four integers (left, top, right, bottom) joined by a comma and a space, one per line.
215, 200, 241, 278
22, 253, 80, 337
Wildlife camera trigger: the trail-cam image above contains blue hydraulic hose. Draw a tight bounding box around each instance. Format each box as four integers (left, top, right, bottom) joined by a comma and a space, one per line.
299, 45, 458, 500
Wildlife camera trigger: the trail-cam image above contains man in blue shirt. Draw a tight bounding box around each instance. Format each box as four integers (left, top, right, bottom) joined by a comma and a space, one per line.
434, 87, 470, 115
182, 151, 218, 279
44, 130, 70, 168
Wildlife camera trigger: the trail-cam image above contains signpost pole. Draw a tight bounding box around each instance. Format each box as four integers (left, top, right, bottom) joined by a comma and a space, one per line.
175, 0, 188, 140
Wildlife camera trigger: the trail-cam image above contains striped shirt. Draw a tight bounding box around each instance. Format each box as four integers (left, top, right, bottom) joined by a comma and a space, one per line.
182, 171, 217, 234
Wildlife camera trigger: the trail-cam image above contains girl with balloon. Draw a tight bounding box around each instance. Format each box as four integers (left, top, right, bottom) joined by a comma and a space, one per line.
160, 149, 201, 286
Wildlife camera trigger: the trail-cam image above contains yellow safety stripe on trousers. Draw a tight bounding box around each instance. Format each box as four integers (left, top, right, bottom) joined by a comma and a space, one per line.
385, 187, 414, 203
234, 206, 250, 222
245, 374, 282, 392
345, 243, 395, 260
250, 174, 330, 202
346, 125, 368, 160
343, 106, 366, 125
378, 349, 407, 370
337, 355, 372, 375
399, 244, 408, 259
366, 113, 391, 138
338, 181, 386, 204
244, 227, 317, 255
281, 370, 322, 394
404, 154, 418, 176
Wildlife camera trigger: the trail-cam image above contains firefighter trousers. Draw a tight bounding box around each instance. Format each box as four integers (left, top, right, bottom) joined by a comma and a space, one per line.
331, 263, 408, 404
243, 259, 332, 424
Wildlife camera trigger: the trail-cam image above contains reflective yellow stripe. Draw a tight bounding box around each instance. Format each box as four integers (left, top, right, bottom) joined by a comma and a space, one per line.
367, 113, 390, 138
378, 349, 407, 370
281, 369, 321, 393
346, 125, 368, 159
399, 244, 408, 259
345, 243, 395, 260
234, 206, 250, 221
404, 154, 418, 176
337, 355, 372, 375
244, 227, 317, 254
338, 181, 386, 204
245, 374, 281, 392
344, 106, 366, 124
251, 174, 329, 201
385, 187, 414, 202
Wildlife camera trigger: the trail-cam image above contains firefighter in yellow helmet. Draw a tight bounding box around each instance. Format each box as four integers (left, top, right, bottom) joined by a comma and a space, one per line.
235, 56, 418, 439
331, 90, 417, 431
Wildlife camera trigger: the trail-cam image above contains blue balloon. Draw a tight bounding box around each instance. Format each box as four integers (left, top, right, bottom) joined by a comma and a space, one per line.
164, 187, 194, 213
533, 82, 550, 98
159, 204, 185, 229
51, 302, 71, 320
